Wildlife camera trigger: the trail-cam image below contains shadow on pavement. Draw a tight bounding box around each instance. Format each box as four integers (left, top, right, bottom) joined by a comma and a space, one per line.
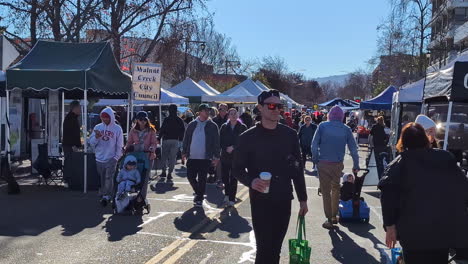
173, 167, 187, 178
340, 222, 390, 263
173, 207, 215, 234
329, 228, 380, 264
150, 180, 179, 194
103, 214, 143, 242
363, 191, 381, 199
0, 185, 107, 237
205, 185, 225, 208
218, 208, 252, 239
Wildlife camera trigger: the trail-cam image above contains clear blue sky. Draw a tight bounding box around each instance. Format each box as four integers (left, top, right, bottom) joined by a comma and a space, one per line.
206, 0, 391, 78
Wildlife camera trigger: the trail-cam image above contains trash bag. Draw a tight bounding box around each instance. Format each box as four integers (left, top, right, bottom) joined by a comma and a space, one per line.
289, 215, 311, 264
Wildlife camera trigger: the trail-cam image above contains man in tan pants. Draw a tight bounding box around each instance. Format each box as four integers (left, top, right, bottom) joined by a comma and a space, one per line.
311, 106, 359, 229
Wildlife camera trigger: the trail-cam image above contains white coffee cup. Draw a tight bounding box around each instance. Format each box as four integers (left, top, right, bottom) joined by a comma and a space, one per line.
259, 172, 272, 193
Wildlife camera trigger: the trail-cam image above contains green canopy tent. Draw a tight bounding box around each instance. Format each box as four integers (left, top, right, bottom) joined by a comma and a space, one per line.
6, 41, 132, 193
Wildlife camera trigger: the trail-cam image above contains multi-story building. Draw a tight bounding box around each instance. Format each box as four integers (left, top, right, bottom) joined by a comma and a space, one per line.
429, 0, 468, 69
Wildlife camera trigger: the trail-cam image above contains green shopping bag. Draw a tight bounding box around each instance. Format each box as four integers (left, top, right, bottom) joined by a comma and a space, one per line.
289, 215, 311, 264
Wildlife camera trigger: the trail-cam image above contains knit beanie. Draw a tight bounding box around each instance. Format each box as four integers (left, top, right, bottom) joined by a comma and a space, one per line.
328, 106, 344, 122
415, 114, 436, 130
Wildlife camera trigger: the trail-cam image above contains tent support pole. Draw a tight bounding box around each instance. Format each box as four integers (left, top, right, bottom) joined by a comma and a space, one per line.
61, 92, 65, 141
0, 95, 2, 155
5, 89, 10, 163
443, 101, 453, 151
130, 94, 134, 127
45, 95, 48, 145
159, 100, 162, 131
83, 74, 88, 194
126, 93, 131, 139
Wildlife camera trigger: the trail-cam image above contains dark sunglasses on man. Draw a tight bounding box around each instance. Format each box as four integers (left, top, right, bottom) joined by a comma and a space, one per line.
262, 103, 284, 110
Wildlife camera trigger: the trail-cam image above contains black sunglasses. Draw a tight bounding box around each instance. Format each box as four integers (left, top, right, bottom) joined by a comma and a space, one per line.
262, 103, 284, 110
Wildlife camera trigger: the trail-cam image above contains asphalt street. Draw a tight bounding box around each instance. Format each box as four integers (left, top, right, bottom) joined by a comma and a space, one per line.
0, 148, 391, 264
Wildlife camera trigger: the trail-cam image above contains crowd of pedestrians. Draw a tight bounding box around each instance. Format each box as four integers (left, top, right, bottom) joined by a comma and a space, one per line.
58, 91, 468, 264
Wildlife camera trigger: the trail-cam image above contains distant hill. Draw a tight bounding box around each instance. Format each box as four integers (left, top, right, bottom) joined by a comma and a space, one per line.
313, 74, 350, 87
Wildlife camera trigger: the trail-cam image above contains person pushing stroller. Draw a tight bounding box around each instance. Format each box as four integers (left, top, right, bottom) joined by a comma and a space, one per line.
116, 156, 141, 200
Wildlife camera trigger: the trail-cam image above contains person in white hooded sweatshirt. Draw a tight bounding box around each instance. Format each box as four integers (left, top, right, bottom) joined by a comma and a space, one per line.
89, 107, 124, 206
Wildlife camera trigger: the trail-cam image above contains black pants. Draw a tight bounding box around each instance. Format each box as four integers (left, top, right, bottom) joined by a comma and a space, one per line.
187, 159, 211, 201
221, 160, 237, 202
403, 248, 449, 264
63, 145, 74, 183
251, 197, 291, 264
374, 146, 387, 180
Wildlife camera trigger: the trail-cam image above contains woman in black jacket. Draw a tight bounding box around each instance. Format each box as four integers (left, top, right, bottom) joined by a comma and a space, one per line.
220, 108, 247, 207
379, 122, 468, 264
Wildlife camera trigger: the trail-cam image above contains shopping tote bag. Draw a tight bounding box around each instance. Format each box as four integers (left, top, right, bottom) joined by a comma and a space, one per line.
289, 215, 311, 264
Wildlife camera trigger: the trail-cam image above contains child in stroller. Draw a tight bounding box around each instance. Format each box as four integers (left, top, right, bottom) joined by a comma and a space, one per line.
338, 170, 371, 223
340, 173, 355, 201
116, 156, 141, 200
113, 152, 151, 215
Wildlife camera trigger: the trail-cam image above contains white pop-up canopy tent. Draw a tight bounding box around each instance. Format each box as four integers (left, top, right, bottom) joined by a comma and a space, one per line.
233, 79, 265, 95
201, 86, 257, 103
169, 78, 215, 103
198, 80, 220, 95
202, 79, 262, 103
254, 80, 270, 91
396, 78, 424, 103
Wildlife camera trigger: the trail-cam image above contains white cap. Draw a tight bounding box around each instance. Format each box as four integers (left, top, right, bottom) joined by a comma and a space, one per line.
415, 114, 436, 130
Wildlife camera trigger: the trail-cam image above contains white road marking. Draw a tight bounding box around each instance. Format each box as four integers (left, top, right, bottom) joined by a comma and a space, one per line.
199, 251, 213, 264
138, 212, 186, 228
369, 205, 383, 224
238, 230, 256, 263
138, 231, 253, 247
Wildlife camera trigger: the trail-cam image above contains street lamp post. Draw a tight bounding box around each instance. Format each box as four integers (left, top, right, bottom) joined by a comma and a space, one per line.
184, 39, 206, 78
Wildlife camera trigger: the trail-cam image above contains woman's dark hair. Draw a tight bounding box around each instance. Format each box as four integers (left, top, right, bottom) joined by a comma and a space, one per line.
396, 122, 430, 152
134, 118, 156, 132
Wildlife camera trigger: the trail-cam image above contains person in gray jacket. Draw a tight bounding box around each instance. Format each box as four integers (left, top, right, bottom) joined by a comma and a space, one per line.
182, 104, 221, 207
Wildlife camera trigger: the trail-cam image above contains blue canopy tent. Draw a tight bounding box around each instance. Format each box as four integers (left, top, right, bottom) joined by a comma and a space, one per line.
318, 98, 358, 110
360, 86, 398, 110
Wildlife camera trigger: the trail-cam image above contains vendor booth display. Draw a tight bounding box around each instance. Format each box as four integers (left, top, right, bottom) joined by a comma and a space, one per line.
6, 41, 132, 193
0, 35, 20, 157
389, 78, 424, 155
423, 51, 468, 168
356, 86, 397, 186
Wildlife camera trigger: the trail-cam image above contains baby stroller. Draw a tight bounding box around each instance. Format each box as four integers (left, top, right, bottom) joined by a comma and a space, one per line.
338, 169, 371, 223
112, 151, 151, 215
